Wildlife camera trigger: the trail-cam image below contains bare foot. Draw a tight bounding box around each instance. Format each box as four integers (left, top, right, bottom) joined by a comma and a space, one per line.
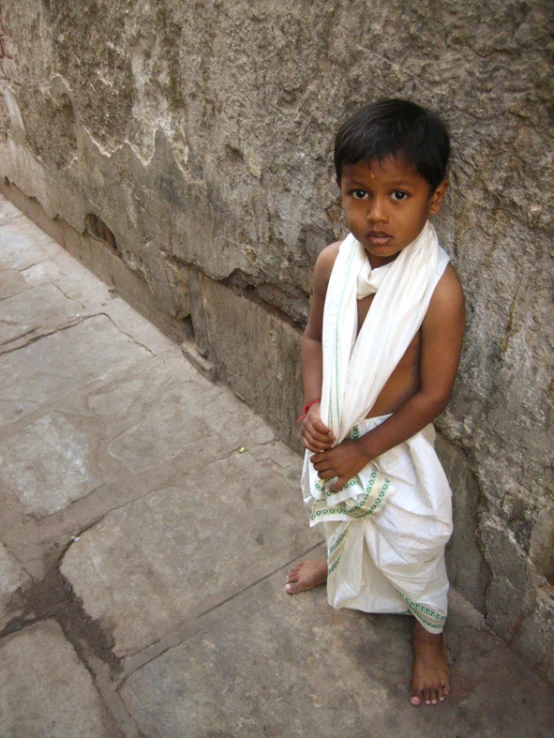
410, 620, 451, 706
285, 558, 328, 594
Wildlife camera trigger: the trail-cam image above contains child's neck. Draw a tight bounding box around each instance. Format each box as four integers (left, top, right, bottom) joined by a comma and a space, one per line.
367, 252, 399, 269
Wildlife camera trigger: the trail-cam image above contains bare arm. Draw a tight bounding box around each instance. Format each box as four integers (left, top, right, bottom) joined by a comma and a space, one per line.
312, 264, 465, 489
300, 242, 340, 452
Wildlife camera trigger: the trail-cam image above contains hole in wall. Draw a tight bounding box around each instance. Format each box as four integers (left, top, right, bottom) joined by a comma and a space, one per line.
182, 315, 195, 343
85, 213, 119, 254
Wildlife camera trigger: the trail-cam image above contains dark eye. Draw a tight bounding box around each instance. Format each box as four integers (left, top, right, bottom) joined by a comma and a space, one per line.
352, 190, 367, 200
391, 191, 408, 201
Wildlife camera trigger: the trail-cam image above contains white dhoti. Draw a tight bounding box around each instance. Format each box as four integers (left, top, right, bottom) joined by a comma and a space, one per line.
304, 222, 453, 633
303, 416, 452, 632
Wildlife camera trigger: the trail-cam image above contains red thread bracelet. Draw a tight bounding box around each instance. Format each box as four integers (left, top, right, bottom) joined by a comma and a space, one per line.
296, 398, 321, 424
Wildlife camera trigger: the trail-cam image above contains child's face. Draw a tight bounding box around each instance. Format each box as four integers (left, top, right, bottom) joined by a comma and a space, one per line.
339, 155, 448, 268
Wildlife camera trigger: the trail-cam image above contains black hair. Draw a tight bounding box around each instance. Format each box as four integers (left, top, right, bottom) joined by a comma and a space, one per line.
334, 99, 450, 192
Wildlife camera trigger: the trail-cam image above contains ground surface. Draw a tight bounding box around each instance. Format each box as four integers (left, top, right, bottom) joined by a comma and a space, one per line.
0, 196, 553, 737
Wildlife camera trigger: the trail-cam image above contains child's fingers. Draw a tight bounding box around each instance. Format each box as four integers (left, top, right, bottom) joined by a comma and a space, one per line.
306, 407, 335, 437
310, 444, 360, 490
305, 433, 334, 450
310, 460, 350, 491
304, 441, 326, 453
311, 416, 334, 434
330, 474, 350, 492
303, 420, 335, 444
309, 452, 333, 469
304, 420, 335, 443
303, 427, 335, 452
311, 423, 335, 442
303, 436, 334, 453
310, 459, 350, 491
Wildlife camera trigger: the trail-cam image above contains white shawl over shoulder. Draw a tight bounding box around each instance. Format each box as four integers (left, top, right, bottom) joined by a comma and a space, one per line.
319, 220, 449, 446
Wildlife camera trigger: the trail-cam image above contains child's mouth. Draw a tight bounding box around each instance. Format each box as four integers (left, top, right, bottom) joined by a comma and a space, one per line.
367, 231, 393, 246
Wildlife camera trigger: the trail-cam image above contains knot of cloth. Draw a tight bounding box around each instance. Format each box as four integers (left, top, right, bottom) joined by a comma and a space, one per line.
356, 261, 393, 299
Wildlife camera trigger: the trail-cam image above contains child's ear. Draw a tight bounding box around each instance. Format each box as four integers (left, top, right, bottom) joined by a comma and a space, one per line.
429, 179, 449, 215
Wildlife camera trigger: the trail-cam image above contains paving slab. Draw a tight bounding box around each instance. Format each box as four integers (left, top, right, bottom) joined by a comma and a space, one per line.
0, 268, 29, 299
0, 315, 150, 425
0, 411, 103, 516
0, 620, 110, 738
20, 257, 66, 287
21, 246, 115, 310
0, 281, 81, 345
61, 448, 319, 657
0, 219, 51, 270
104, 375, 274, 473
0, 196, 24, 224
121, 569, 554, 738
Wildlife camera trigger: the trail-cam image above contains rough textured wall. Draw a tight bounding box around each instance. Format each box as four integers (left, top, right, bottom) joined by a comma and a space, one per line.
0, 0, 553, 683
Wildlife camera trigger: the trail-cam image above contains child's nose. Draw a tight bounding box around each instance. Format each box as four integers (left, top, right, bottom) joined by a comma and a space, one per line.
366, 197, 388, 223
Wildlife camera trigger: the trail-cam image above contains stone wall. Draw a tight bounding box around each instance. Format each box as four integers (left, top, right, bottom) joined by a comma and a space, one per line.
0, 0, 552, 683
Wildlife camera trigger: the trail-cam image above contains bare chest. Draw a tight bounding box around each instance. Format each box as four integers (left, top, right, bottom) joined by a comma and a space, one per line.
356, 294, 421, 364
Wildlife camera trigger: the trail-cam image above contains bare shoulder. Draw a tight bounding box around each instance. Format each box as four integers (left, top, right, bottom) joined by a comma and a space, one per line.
314, 240, 341, 284
427, 263, 465, 320
420, 263, 465, 396
304, 241, 342, 339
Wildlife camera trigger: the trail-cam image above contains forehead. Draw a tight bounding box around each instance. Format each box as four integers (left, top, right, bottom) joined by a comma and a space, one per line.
342, 155, 423, 183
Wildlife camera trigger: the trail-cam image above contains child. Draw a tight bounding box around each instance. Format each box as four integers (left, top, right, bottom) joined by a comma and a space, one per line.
285, 99, 465, 707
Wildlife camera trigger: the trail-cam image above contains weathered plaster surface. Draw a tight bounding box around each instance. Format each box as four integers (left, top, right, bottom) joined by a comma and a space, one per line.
0, 0, 552, 682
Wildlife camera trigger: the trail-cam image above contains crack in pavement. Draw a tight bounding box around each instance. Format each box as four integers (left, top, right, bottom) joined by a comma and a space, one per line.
0, 310, 157, 359
50, 281, 89, 310
119, 539, 325, 680
0, 317, 84, 355
99, 312, 156, 357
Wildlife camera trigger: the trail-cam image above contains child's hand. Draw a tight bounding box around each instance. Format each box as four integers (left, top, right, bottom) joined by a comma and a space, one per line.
310, 439, 369, 492
302, 403, 336, 452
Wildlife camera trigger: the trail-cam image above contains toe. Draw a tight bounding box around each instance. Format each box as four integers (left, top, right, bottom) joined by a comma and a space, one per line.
410, 690, 422, 706
285, 582, 299, 594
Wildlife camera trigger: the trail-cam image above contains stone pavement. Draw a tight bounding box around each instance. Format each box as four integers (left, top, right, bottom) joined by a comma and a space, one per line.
0, 195, 552, 738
